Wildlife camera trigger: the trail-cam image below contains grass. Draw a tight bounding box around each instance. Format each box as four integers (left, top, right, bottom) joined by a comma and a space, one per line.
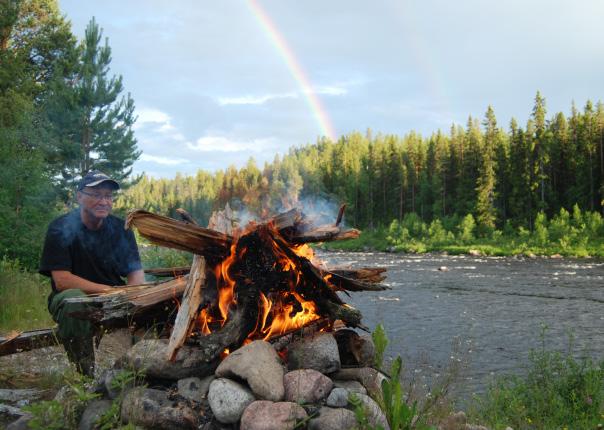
0, 257, 54, 335
469, 330, 604, 430
321, 228, 604, 258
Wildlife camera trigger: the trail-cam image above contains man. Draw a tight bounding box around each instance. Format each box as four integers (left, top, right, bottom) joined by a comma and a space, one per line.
39, 171, 145, 376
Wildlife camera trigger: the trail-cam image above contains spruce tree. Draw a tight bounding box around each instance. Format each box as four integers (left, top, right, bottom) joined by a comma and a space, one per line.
476, 106, 498, 232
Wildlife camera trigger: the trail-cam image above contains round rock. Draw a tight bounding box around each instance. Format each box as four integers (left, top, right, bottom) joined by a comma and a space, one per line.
121, 387, 199, 429
240, 400, 308, 430
177, 376, 214, 402
208, 378, 255, 424
325, 387, 349, 407
215, 340, 284, 401
287, 333, 340, 374
124, 339, 219, 380
283, 369, 333, 403
309, 406, 357, 430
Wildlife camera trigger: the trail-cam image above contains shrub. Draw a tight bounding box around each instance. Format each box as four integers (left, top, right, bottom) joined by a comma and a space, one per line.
533, 211, 549, 246
457, 214, 476, 243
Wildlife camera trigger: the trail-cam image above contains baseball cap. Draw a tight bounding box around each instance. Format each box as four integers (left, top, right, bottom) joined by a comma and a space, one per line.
78, 171, 120, 190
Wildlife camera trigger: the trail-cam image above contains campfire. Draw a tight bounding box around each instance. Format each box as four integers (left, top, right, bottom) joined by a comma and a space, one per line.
122, 205, 388, 364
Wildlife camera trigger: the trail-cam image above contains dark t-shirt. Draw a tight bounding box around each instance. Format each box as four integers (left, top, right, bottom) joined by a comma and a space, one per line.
39, 210, 142, 291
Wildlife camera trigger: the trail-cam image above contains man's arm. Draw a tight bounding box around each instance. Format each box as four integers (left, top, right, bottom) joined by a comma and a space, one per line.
51, 270, 113, 294
127, 269, 145, 285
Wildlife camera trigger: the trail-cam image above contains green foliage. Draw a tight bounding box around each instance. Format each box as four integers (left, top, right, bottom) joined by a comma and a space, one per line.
457, 214, 476, 243
471, 331, 604, 430
381, 356, 419, 430
328, 208, 603, 258
23, 372, 99, 429
96, 368, 146, 430
0, 257, 54, 333
372, 323, 388, 369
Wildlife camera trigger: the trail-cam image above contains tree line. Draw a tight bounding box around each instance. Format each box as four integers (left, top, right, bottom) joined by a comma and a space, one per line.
116, 95, 604, 238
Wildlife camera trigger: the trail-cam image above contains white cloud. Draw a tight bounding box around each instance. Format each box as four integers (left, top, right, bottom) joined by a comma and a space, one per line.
139, 153, 189, 165
314, 85, 348, 96
217, 92, 297, 106
186, 135, 278, 153
134, 108, 171, 129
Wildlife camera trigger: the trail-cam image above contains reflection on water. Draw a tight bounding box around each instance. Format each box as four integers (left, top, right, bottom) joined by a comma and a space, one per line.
320, 251, 604, 399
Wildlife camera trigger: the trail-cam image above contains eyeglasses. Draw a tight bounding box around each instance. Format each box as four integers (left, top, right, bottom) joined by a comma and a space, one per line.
80, 190, 114, 201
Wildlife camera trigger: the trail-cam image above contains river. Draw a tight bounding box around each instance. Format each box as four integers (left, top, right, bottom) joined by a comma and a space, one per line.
319, 251, 604, 400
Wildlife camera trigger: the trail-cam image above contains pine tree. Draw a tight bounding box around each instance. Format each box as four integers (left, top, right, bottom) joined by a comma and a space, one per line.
45, 16, 140, 197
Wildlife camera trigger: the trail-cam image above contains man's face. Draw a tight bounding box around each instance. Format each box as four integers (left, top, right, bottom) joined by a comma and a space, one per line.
77, 184, 115, 219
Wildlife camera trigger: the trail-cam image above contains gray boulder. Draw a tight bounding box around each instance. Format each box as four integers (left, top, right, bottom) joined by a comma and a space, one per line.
123, 339, 218, 380
309, 406, 357, 430
240, 400, 308, 430
287, 333, 340, 374
283, 369, 333, 404
208, 378, 255, 424
78, 399, 113, 430
325, 387, 349, 407
121, 387, 199, 429
178, 375, 214, 402
332, 367, 386, 399
349, 393, 390, 430
215, 340, 284, 401
5, 414, 32, 430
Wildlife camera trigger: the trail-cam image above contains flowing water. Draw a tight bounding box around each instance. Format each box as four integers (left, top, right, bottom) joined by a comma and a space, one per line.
319, 251, 604, 399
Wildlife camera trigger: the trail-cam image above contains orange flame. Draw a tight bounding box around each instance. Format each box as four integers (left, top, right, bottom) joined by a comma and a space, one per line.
196, 220, 324, 343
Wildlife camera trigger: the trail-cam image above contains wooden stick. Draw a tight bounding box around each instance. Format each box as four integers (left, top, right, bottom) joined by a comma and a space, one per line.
166, 255, 206, 361
166, 208, 207, 361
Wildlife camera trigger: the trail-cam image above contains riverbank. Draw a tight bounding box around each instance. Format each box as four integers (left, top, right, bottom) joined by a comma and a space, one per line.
320, 228, 604, 258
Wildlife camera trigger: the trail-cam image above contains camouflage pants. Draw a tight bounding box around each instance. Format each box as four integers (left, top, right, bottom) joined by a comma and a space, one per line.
48, 289, 95, 376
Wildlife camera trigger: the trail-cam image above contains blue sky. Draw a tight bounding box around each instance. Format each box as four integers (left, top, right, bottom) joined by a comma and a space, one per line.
59, 0, 604, 178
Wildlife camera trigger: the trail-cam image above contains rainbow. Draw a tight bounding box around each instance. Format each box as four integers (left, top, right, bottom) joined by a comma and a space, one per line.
246, 0, 337, 141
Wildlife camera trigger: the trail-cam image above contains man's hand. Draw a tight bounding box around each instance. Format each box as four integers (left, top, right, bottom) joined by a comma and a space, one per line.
51, 271, 113, 294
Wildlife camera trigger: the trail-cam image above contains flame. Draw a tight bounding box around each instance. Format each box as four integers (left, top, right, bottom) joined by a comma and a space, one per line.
215, 242, 239, 322
196, 219, 324, 344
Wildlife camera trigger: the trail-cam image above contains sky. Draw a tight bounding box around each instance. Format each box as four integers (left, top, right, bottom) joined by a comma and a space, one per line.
59, 0, 604, 179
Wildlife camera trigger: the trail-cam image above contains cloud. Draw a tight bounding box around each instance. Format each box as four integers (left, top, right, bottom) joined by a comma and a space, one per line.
134, 108, 171, 129
216, 80, 359, 106
186, 135, 278, 153
139, 153, 190, 165
217, 92, 298, 106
